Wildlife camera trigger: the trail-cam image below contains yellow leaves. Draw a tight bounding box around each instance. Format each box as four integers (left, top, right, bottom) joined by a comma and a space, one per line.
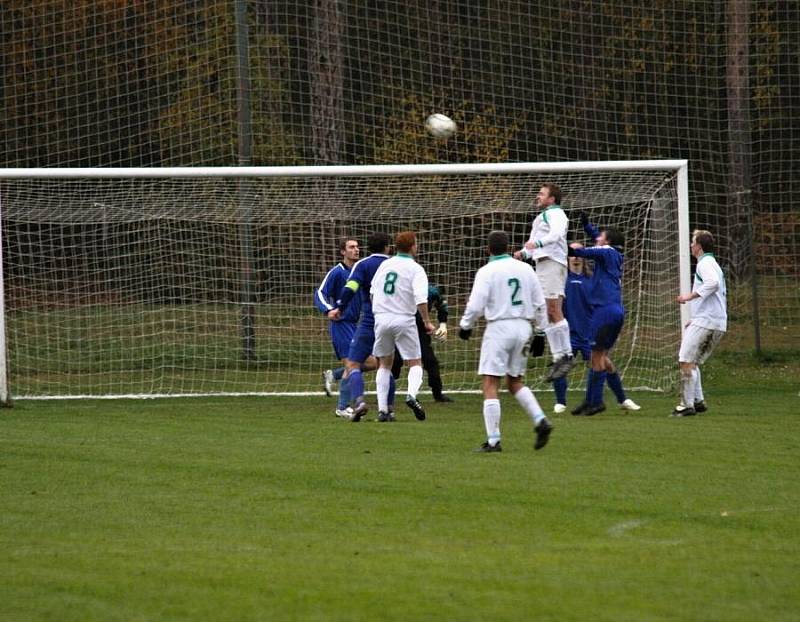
369, 93, 523, 164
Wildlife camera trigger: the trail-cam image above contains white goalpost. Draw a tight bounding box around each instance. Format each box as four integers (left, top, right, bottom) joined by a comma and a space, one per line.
0, 160, 689, 402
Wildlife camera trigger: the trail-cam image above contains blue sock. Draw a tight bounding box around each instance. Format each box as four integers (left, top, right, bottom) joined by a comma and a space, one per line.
332, 367, 345, 381
349, 369, 365, 405
590, 371, 607, 405
607, 372, 626, 403
553, 376, 567, 405
388, 375, 396, 409
337, 376, 351, 410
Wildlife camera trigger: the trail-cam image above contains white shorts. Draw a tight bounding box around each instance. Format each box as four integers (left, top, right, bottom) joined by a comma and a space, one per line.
535, 258, 567, 299
373, 314, 421, 360
678, 324, 725, 364
479, 319, 533, 378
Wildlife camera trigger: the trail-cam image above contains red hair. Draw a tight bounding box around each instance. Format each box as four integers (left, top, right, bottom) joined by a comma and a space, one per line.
395, 231, 416, 253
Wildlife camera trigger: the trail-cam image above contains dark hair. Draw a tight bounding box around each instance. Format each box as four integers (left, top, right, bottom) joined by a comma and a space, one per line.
366, 232, 391, 253
602, 227, 625, 249
339, 237, 358, 252
487, 230, 509, 255
692, 229, 714, 253
395, 231, 416, 253
541, 182, 563, 205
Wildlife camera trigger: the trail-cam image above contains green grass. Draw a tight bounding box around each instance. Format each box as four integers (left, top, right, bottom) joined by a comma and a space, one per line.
2, 355, 799, 621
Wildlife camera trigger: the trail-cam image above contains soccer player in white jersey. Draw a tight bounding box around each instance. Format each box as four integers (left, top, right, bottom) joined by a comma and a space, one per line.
371, 231, 435, 422
513, 182, 575, 381
460, 231, 553, 452
672, 229, 727, 417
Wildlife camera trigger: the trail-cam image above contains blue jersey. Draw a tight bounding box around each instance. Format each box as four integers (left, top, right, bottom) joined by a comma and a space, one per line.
563, 270, 593, 352
314, 262, 361, 324
569, 245, 623, 309
337, 253, 390, 329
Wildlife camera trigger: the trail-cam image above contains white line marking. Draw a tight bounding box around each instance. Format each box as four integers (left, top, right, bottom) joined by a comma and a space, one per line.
608, 519, 645, 537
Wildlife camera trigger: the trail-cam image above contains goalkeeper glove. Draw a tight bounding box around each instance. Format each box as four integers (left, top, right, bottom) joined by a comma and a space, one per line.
578, 211, 590, 227
433, 323, 448, 342
458, 327, 472, 341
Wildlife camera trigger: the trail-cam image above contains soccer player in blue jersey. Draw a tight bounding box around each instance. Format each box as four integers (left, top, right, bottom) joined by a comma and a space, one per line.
331, 232, 394, 422
567, 215, 638, 416
551, 248, 593, 413
552, 238, 640, 414
315, 238, 361, 418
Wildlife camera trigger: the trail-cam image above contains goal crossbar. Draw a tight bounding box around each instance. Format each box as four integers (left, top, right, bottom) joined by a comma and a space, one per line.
0, 160, 687, 179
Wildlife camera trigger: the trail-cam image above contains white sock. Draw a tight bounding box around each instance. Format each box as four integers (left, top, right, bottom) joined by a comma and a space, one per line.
375, 367, 391, 413
681, 368, 697, 410
545, 319, 570, 360
694, 367, 704, 403
483, 399, 501, 446
406, 364, 423, 400
556, 320, 572, 356
514, 386, 545, 424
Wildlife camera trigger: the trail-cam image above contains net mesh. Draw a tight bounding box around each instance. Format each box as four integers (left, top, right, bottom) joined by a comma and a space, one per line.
1, 167, 681, 398
1, 1, 799, 356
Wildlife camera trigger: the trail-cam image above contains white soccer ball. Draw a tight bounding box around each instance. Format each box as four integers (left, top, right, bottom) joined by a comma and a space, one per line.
425, 113, 457, 139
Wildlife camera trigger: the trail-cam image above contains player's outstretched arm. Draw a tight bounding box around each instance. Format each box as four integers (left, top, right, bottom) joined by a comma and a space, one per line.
578, 211, 601, 240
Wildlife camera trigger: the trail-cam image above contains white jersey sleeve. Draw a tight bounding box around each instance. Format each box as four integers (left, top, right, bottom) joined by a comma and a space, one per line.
460, 268, 491, 330
528, 271, 547, 330
412, 266, 429, 306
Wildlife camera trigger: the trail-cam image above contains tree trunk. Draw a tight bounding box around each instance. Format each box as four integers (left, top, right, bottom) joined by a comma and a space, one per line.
309, 0, 344, 164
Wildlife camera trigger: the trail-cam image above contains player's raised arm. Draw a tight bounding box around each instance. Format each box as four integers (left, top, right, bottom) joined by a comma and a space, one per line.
578, 211, 601, 240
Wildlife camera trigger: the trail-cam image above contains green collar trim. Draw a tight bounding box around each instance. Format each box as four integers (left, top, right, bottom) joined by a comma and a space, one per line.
396, 253, 413, 259
489, 254, 511, 262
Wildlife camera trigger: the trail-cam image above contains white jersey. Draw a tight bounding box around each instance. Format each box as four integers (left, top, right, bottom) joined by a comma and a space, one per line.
688, 253, 727, 332
371, 253, 429, 317
521, 205, 568, 266
460, 255, 547, 329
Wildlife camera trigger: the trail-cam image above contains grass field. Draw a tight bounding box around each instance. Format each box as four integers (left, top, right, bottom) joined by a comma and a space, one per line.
2, 352, 799, 621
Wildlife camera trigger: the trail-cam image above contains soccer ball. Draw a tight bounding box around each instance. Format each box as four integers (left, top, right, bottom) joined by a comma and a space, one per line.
425, 113, 457, 139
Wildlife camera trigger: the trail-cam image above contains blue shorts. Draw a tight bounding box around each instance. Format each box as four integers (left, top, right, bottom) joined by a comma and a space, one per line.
347, 322, 375, 365
571, 339, 592, 361
590, 304, 625, 351
330, 321, 357, 360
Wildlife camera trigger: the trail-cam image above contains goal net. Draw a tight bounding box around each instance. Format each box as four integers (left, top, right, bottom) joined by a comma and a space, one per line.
0, 161, 688, 401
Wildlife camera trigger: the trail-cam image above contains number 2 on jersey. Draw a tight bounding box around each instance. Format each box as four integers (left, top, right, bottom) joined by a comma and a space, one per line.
507, 277, 522, 306
383, 271, 399, 295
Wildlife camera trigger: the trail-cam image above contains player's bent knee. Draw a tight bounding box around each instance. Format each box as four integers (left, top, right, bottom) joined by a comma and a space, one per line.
506, 376, 524, 394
